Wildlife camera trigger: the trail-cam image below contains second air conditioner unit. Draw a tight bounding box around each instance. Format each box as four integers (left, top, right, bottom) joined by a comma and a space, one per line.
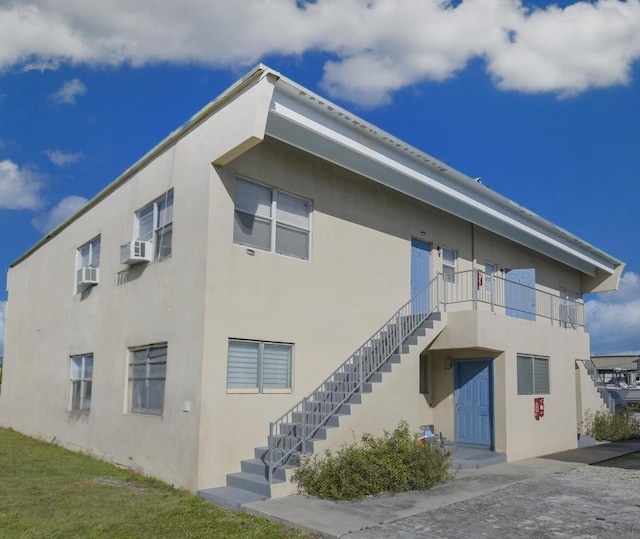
120, 240, 152, 265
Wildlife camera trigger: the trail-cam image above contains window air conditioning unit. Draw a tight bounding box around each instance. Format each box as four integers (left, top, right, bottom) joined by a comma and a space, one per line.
120, 240, 152, 265
78, 266, 99, 287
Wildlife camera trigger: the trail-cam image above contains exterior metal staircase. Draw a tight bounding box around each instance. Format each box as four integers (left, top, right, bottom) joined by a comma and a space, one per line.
199, 278, 444, 511
581, 359, 616, 414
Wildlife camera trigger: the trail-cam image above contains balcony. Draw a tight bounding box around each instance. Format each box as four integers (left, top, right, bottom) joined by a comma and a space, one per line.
436, 270, 585, 330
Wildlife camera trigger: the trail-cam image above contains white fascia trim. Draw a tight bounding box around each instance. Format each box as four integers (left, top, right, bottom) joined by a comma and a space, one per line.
268, 85, 618, 276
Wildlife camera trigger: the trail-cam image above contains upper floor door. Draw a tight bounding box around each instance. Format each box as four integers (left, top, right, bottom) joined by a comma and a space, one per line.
411, 238, 431, 313
505, 268, 536, 321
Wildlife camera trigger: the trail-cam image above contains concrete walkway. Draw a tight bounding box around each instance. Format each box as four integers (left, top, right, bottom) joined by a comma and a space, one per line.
244, 440, 640, 538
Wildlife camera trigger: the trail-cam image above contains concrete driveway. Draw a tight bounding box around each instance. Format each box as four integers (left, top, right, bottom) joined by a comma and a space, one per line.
245, 441, 640, 538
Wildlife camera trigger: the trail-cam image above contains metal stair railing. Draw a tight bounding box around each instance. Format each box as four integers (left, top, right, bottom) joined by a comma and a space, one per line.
267, 274, 440, 482
581, 359, 615, 414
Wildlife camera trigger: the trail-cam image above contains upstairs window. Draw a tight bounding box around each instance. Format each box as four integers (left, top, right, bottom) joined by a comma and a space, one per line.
76, 236, 101, 291
136, 190, 173, 261
234, 177, 310, 260
70, 354, 93, 412
442, 247, 456, 282
517, 354, 549, 395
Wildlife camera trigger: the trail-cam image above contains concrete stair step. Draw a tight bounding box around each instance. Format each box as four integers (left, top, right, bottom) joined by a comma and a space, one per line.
291, 411, 343, 427
278, 421, 332, 439
325, 373, 381, 386
241, 458, 290, 482
198, 486, 267, 513
451, 451, 507, 469
227, 471, 274, 498
310, 388, 369, 404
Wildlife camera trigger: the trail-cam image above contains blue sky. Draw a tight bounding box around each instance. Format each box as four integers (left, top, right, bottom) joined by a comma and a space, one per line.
1, 0, 639, 355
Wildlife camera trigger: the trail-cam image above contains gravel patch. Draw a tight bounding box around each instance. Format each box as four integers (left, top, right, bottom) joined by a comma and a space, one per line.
566, 464, 640, 481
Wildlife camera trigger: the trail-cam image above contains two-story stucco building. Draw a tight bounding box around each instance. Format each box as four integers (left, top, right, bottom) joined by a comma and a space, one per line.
0, 65, 623, 510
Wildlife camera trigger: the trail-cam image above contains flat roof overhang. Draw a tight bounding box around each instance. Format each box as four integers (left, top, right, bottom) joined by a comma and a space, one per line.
9, 63, 622, 287
266, 76, 621, 279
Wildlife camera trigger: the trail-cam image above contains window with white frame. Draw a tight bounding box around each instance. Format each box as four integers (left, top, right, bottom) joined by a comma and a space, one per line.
442, 248, 456, 282
517, 354, 549, 395
136, 190, 173, 261
227, 339, 292, 392
128, 344, 167, 415
70, 354, 93, 412
233, 177, 311, 260
75, 236, 101, 290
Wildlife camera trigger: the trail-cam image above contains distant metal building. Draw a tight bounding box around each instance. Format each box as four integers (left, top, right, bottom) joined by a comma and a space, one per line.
591, 354, 640, 383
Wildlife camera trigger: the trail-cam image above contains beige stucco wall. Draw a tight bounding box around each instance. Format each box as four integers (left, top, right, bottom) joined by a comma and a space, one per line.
1, 80, 598, 493
195, 137, 595, 489
0, 139, 209, 489
427, 310, 590, 460
0, 75, 281, 490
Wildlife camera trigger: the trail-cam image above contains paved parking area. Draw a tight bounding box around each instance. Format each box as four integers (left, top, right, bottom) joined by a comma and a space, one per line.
245, 441, 640, 538
348, 466, 640, 538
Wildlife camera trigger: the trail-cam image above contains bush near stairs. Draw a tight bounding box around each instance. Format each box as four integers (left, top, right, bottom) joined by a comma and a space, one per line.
584, 410, 640, 442
292, 421, 453, 501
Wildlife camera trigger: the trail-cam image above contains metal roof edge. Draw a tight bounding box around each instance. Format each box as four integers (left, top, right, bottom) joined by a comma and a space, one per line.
269, 75, 622, 275
10, 64, 279, 269
10, 64, 622, 278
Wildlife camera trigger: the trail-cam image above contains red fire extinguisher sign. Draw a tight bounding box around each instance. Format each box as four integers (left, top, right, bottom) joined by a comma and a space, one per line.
534, 397, 545, 419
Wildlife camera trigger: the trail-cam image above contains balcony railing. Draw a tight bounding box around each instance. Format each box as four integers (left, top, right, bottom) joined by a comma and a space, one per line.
439, 269, 585, 329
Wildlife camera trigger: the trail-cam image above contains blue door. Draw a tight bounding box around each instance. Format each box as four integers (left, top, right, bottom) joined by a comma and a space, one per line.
411, 239, 431, 313
455, 359, 492, 446
505, 268, 536, 321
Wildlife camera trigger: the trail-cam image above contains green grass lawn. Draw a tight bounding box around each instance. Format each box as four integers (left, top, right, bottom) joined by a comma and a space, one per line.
0, 428, 312, 538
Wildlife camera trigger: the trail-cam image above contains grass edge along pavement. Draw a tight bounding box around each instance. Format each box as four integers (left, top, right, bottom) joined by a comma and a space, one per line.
0, 427, 314, 538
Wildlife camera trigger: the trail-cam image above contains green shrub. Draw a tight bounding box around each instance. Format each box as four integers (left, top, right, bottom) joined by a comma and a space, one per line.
292, 421, 453, 501
584, 409, 640, 442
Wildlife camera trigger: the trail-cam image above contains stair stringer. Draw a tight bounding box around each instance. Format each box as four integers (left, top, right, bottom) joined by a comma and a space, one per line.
576, 360, 615, 421
273, 315, 447, 498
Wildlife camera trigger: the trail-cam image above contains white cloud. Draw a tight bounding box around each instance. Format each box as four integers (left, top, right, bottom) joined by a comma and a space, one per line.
0, 159, 45, 210
586, 272, 640, 354
0, 1, 639, 105
31, 195, 88, 233
51, 78, 87, 104
0, 300, 6, 356
487, 1, 640, 95
44, 149, 82, 166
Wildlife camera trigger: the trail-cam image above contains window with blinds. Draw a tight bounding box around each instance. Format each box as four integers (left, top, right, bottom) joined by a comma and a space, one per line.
517, 354, 549, 395
227, 339, 292, 393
